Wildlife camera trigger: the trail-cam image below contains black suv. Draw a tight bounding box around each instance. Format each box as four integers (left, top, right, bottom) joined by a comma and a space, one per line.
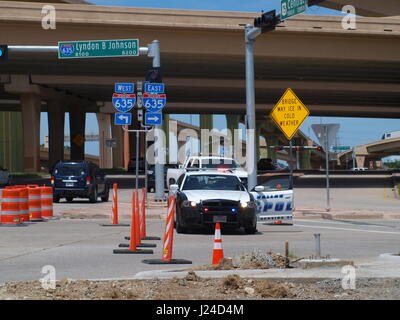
51, 161, 109, 203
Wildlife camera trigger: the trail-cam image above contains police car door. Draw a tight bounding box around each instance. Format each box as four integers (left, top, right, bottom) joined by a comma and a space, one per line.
251, 175, 293, 223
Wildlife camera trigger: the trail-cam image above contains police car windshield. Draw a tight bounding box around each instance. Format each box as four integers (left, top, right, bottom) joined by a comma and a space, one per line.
182, 174, 244, 191
201, 159, 240, 169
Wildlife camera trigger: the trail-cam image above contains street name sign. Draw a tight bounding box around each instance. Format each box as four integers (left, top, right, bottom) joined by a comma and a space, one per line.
145, 112, 162, 125
112, 93, 136, 113
58, 39, 139, 59
115, 83, 134, 93
281, 0, 307, 20
143, 93, 166, 113
333, 146, 351, 151
269, 88, 310, 140
144, 82, 165, 94
114, 112, 132, 126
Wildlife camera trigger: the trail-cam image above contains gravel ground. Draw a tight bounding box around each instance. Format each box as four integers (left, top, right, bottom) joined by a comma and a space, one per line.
1, 275, 400, 300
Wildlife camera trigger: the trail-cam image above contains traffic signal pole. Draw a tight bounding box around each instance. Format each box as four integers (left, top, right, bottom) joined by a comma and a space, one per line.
147, 40, 165, 201
244, 24, 261, 191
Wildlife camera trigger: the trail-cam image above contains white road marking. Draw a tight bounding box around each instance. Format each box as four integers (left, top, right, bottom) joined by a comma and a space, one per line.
296, 219, 393, 229
294, 224, 400, 235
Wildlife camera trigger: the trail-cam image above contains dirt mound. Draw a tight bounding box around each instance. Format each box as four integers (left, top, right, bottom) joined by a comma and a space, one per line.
188, 250, 292, 271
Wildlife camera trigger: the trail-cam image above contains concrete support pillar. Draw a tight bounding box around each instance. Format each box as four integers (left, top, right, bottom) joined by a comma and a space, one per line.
356, 155, 366, 168
47, 100, 65, 172
20, 93, 41, 172
69, 106, 86, 161
0, 111, 24, 172
96, 113, 112, 168
200, 114, 213, 155
111, 124, 124, 169
300, 149, 312, 169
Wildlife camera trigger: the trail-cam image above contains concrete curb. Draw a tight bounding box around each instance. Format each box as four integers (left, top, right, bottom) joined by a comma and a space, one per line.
133, 261, 400, 280
378, 253, 400, 262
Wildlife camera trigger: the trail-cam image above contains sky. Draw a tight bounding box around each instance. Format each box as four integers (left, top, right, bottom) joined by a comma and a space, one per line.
40, 1, 399, 159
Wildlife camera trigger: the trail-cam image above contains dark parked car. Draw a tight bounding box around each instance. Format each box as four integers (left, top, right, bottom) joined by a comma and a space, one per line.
0, 166, 10, 187
257, 158, 276, 171
128, 158, 146, 174
51, 161, 109, 203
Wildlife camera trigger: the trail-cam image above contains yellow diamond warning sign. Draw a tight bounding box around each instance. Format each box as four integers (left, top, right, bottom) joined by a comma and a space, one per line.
269, 88, 310, 140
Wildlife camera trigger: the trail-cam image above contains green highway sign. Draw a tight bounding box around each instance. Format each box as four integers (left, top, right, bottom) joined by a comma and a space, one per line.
281, 0, 307, 20
333, 146, 351, 151
58, 39, 139, 59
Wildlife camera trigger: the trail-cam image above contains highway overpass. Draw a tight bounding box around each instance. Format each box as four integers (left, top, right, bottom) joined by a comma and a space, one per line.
0, 1, 399, 172
338, 137, 400, 169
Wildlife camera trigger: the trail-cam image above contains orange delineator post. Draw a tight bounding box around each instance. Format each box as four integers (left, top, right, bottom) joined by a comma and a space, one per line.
142, 195, 191, 264
161, 195, 176, 261
112, 190, 153, 254
129, 191, 137, 251
140, 188, 146, 239
100, 183, 129, 227
112, 183, 118, 224
212, 222, 224, 265
134, 189, 141, 245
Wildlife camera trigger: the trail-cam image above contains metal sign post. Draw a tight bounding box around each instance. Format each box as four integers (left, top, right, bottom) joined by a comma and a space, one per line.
311, 123, 340, 212
324, 125, 330, 211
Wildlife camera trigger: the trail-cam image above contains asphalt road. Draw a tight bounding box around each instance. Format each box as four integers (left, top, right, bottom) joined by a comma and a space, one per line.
1, 217, 400, 284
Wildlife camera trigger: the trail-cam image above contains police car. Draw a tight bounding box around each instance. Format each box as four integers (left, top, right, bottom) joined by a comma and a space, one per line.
170, 170, 294, 233
170, 169, 258, 234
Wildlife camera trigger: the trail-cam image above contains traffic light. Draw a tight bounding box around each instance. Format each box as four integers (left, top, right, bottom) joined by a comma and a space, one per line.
145, 67, 162, 83
0, 45, 8, 61
254, 10, 279, 33
316, 146, 323, 151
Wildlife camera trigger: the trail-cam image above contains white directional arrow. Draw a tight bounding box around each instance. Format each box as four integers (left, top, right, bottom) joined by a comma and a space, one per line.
147, 115, 160, 121
118, 114, 129, 123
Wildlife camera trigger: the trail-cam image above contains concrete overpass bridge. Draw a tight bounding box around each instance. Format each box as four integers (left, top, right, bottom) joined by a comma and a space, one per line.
0, 1, 399, 172
338, 137, 400, 169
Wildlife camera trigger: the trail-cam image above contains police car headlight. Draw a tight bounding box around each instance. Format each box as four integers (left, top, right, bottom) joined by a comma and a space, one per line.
182, 200, 198, 207
240, 201, 256, 209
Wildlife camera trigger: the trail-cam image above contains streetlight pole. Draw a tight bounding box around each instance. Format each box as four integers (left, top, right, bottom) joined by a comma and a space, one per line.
244, 24, 261, 191
148, 40, 165, 201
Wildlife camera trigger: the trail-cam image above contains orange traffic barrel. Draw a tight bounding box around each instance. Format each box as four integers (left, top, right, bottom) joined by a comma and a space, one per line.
40, 187, 54, 219
18, 187, 30, 222
27, 186, 42, 221
0, 188, 23, 226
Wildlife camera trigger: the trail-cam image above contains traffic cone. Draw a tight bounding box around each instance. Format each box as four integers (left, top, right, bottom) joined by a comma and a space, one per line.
212, 222, 224, 265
